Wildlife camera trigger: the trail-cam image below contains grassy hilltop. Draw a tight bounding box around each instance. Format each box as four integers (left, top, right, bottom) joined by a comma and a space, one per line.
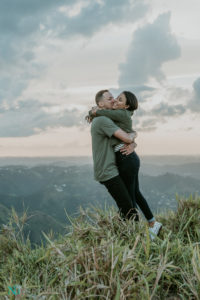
0, 196, 200, 299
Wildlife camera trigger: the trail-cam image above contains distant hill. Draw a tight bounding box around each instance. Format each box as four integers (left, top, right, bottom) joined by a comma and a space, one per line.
0, 156, 93, 167
22, 210, 66, 247
141, 162, 200, 179
0, 164, 200, 246
0, 155, 200, 167
0, 204, 10, 226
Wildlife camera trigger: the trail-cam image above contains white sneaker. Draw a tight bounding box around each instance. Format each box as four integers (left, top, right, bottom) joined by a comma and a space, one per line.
149, 221, 162, 240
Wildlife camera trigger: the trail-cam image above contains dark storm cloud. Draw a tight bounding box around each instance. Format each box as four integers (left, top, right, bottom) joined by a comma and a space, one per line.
118, 12, 181, 88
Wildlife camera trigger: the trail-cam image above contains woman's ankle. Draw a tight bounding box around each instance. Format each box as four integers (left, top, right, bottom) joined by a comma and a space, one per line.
148, 217, 156, 227
148, 221, 155, 227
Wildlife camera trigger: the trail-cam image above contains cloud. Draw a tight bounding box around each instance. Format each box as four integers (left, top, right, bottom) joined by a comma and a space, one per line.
110, 85, 157, 106
151, 103, 186, 117
0, 67, 41, 105
0, 100, 84, 137
190, 77, 200, 112
0, 0, 149, 135
118, 12, 181, 88
167, 86, 190, 102
56, 0, 149, 38
0, 0, 61, 63
110, 85, 155, 96
0, 0, 65, 104
0, 0, 148, 64
136, 118, 158, 132
132, 86, 188, 131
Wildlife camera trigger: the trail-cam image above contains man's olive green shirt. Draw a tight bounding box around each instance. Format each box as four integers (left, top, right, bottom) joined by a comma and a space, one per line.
91, 116, 120, 182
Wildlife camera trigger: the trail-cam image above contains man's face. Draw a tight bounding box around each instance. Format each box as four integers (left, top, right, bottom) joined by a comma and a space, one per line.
99, 91, 115, 109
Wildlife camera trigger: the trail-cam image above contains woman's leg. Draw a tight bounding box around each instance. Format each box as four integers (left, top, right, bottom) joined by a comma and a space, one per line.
115, 151, 139, 220
116, 151, 154, 222
135, 172, 154, 221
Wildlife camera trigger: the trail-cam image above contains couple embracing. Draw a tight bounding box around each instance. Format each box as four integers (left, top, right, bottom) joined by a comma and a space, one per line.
87, 89, 162, 240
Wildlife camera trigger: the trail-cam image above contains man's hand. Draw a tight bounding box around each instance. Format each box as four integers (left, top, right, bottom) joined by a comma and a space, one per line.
120, 141, 137, 155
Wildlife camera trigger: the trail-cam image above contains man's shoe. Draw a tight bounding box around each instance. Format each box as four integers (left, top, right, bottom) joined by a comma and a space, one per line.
149, 221, 162, 240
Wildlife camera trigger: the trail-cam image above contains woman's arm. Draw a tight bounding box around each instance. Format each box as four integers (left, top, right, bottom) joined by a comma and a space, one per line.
95, 109, 125, 122
113, 130, 137, 144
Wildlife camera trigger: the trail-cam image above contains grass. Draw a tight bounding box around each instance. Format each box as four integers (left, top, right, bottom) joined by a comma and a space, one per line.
0, 195, 200, 299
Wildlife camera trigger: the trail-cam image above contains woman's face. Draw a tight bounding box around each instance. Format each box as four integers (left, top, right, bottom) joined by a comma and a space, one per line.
113, 93, 129, 110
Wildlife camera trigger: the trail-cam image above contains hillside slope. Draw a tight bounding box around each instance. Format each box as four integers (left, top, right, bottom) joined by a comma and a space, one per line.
0, 195, 200, 299
0, 204, 10, 226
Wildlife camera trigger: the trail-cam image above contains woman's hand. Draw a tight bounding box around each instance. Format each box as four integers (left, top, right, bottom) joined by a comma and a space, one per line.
85, 106, 99, 123
91, 106, 99, 115
120, 142, 137, 155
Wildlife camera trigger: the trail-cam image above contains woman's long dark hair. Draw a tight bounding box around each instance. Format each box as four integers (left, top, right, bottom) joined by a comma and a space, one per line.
123, 91, 138, 112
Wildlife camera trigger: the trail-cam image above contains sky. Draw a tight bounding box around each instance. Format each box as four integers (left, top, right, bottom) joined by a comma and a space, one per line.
0, 0, 200, 157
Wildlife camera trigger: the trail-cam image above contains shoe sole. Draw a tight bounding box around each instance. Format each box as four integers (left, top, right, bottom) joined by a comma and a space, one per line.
157, 225, 162, 236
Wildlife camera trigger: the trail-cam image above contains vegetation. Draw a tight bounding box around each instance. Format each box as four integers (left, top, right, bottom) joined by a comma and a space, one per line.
0, 195, 200, 299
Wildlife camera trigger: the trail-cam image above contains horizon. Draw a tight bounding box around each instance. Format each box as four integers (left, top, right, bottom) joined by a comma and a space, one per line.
1, 155, 200, 168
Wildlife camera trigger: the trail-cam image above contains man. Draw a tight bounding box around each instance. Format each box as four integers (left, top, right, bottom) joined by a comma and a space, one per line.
91, 89, 138, 219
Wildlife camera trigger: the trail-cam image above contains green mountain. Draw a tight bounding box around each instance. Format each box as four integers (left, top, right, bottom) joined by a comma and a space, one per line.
0, 204, 10, 226
1, 164, 200, 247
0, 195, 199, 299
22, 210, 66, 247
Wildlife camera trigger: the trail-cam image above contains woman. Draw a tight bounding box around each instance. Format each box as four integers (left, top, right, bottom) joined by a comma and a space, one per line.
91, 91, 162, 239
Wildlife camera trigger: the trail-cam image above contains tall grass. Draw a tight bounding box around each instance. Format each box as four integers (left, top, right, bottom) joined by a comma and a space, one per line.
0, 195, 199, 299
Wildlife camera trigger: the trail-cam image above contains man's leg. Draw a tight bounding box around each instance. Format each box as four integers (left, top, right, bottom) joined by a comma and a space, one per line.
100, 175, 138, 220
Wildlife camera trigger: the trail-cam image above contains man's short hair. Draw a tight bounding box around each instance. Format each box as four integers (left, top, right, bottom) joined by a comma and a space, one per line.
95, 89, 108, 105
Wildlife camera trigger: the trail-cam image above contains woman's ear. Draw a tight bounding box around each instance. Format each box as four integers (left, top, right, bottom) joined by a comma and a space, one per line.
125, 105, 129, 109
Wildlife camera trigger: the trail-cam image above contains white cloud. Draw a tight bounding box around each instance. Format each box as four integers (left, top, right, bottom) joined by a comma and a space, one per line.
0, 0, 149, 137
0, 100, 84, 137
190, 77, 200, 112
118, 12, 181, 88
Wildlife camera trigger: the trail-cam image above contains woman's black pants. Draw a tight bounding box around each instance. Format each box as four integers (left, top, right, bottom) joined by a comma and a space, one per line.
101, 151, 154, 221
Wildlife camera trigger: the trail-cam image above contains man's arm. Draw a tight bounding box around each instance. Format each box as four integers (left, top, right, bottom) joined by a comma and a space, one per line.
113, 130, 137, 144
